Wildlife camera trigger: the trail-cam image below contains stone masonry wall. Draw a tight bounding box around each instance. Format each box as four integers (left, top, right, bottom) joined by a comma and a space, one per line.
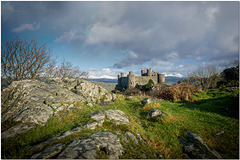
117, 69, 165, 89
121, 77, 128, 88
135, 76, 158, 86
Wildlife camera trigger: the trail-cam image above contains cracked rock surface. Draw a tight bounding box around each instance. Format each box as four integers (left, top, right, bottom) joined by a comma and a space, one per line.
31, 143, 66, 159
30, 130, 156, 159
58, 132, 124, 159
148, 109, 166, 118
179, 130, 222, 159
1, 79, 116, 139
83, 109, 129, 129
30, 126, 82, 151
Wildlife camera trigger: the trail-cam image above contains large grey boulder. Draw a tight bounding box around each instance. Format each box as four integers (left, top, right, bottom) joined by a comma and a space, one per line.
179, 130, 222, 159
1, 79, 116, 139
31, 143, 66, 159
1, 123, 36, 139
54, 78, 117, 104
141, 98, 163, 106
57, 132, 125, 159
83, 109, 130, 129
30, 126, 82, 151
89, 111, 105, 125
141, 98, 151, 106
125, 132, 139, 145
148, 109, 166, 118
1, 80, 84, 138
1, 80, 84, 123
104, 109, 129, 125
29, 128, 160, 159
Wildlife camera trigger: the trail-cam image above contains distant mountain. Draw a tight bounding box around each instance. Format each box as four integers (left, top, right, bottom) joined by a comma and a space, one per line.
88, 76, 184, 85
165, 76, 185, 85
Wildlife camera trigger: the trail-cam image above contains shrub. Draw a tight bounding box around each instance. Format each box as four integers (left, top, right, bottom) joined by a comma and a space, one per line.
123, 88, 142, 96
147, 84, 169, 97
144, 79, 154, 91
218, 80, 239, 88
156, 84, 200, 102
112, 89, 121, 94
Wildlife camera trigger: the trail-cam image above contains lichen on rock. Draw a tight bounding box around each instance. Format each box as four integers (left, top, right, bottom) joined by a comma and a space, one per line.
1, 79, 117, 139
83, 109, 130, 130
57, 132, 125, 159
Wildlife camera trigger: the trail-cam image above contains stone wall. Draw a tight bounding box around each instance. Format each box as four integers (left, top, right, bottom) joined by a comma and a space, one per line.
120, 77, 128, 88
117, 69, 165, 89
135, 76, 158, 86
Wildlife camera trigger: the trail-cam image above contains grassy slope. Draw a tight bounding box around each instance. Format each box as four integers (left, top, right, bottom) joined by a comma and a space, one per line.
2, 89, 239, 159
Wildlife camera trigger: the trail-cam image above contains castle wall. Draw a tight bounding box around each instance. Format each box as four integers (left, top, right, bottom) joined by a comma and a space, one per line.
120, 77, 128, 88
117, 69, 165, 89
158, 74, 165, 83
135, 76, 158, 86
128, 73, 136, 88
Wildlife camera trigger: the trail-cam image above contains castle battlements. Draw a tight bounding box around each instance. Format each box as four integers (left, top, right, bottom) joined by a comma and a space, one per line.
117, 69, 165, 89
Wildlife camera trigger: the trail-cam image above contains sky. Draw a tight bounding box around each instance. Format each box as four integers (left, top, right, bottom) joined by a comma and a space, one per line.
1, 1, 239, 79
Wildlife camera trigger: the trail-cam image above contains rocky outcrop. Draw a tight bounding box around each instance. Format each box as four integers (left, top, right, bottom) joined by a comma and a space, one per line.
53, 78, 117, 104
28, 109, 158, 159
31, 143, 66, 159
30, 129, 159, 159
58, 132, 124, 159
179, 130, 222, 159
148, 109, 166, 118
1, 123, 36, 139
84, 109, 129, 129
141, 98, 152, 106
30, 126, 82, 152
1, 79, 116, 138
141, 98, 163, 106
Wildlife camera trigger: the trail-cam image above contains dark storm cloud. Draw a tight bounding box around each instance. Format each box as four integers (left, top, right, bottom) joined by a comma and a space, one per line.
2, 1, 238, 73
85, 2, 238, 68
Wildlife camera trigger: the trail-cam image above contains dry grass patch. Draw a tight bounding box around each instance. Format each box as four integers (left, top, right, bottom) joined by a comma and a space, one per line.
143, 102, 161, 109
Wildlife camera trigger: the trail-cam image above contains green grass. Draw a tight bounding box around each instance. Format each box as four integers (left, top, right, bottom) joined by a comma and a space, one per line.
2, 89, 239, 159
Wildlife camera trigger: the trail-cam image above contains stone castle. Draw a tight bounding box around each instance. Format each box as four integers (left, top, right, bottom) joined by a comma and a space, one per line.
117, 69, 165, 89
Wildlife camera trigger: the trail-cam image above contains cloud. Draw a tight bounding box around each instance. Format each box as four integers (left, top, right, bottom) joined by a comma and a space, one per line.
84, 2, 238, 70
86, 23, 133, 45
54, 30, 84, 43
3, 1, 238, 75
88, 67, 185, 79
88, 68, 128, 79
164, 73, 184, 78
1, 2, 14, 21
128, 50, 138, 59
12, 22, 40, 32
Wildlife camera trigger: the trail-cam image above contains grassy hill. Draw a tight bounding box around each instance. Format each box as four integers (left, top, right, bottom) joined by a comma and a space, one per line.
2, 87, 239, 159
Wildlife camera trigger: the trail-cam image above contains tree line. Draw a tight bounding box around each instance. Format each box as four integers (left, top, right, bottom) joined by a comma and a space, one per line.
181, 61, 239, 90
1, 36, 89, 85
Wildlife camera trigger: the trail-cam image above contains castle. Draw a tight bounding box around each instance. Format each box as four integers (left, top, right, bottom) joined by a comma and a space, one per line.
117, 69, 165, 89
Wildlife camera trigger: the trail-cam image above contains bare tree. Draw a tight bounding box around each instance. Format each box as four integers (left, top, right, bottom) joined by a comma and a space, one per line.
187, 65, 220, 90
44, 58, 89, 79
44, 59, 57, 79
1, 36, 51, 84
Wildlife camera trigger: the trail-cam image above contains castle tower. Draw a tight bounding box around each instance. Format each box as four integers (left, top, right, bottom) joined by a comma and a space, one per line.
127, 71, 135, 88
158, 73, 165, 83
117, 75, 121, 86
147, 68, 151, 76
141, 70, 146, 76
121, 72, 124, 77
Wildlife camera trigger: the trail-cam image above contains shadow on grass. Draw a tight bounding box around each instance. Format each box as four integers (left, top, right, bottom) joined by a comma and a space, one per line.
179, 95, 239, 119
